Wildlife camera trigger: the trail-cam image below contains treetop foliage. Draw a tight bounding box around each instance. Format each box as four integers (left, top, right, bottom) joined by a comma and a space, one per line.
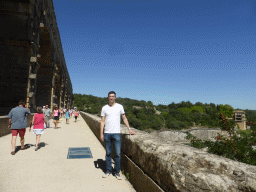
73, 93, 255, 131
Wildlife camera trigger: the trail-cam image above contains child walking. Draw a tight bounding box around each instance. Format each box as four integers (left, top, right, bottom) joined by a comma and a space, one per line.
66, 110, 70, 124
30, 107, 47, 151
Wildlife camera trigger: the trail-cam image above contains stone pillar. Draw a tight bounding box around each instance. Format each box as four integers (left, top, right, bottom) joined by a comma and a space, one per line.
64, 93, 67, 109
26, 55, 40, 112
50, 72, 57, 111
59, 82, 64, 109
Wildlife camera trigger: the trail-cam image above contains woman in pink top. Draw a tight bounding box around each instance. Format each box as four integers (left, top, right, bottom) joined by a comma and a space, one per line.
74, 109, 79, 122
29, 107, 47, 151
53, 106, 59, 129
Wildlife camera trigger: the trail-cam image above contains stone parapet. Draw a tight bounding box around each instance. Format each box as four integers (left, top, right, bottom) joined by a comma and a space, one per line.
0, 113, 35, 137
80, 111, 256, 192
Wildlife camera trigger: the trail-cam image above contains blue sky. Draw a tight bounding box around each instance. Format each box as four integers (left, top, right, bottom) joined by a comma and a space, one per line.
53, 0, 256, 110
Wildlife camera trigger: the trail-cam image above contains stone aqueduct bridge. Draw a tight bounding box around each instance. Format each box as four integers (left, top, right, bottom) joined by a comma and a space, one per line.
2, 1, 256, 192
0, 0, 73, 116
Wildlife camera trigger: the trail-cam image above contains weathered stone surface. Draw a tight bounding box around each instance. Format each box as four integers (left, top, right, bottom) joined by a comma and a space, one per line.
150, 128, 233, 144
81, 112, 256, 192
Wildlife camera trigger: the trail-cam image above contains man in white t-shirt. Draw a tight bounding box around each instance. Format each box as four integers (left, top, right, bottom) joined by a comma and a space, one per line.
101, 91, 136, 180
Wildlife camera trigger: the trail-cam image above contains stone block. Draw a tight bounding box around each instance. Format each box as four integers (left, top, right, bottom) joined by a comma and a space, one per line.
28, 92, 34, 97
30, 57, 37, 63
29, 73, 36, 79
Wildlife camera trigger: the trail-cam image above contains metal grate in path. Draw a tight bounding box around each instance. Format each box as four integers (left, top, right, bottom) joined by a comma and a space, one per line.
67, 147, 93, 159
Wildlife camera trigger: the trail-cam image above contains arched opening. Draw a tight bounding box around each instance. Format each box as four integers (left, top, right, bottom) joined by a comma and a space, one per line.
35, 27, 53, 109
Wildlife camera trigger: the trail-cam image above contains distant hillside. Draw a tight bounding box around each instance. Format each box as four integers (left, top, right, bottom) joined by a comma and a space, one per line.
74, 94, 256, 131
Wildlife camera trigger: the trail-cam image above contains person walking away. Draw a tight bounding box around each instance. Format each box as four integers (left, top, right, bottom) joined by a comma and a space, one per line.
74, 109, 79, 122
60, 108, 63, 118
43, 105, 52, 128
63, 108, 66, 117
8, 100, 30, 155
53, 106, 60, 129
70, 109, 73, 117
66, 110, 70, 124
29, 107, 47, 151
101, 91, 136, 179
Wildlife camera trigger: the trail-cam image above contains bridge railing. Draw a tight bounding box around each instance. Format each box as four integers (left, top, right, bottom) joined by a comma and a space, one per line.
80, 111, 256, 192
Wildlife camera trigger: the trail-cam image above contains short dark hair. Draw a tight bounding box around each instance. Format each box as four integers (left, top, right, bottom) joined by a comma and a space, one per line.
36, 107, 43, 113
19, 100, 25, 105
108, 91, 116, 97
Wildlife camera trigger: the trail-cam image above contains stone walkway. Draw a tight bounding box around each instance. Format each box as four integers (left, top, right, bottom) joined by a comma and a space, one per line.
0, 116, 136, 192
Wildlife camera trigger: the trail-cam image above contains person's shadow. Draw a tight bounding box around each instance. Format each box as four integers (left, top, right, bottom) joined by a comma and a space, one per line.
38, 142, 47, 149
15, 143, 31, 153
94, 159, 106, 173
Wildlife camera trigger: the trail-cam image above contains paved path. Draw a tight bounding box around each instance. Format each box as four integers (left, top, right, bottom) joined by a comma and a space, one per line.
0, 116, 136, 192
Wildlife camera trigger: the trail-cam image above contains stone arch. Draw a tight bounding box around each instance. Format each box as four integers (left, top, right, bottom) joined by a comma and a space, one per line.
34, 26, 54, 110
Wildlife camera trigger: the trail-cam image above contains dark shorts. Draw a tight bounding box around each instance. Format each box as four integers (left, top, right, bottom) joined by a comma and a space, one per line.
75, 116, 78, 119
54, 116, 59, 120
12, 128, 26, 137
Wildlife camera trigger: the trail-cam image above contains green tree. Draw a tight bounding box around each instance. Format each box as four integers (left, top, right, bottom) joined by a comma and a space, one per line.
217, 104, 234, 118
130, 118, 143, 129
147, 101, 153, 107
178, 107, 192, 113
190, 106, 204, 113
161, 111, 171, 120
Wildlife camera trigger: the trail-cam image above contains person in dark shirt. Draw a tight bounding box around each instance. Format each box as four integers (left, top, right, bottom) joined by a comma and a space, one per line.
8, 100, 30, 155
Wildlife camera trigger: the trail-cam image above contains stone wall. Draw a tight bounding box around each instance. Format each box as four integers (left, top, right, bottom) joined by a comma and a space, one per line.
0, 114, 35, 137
0, 0, 73, 115
80, 111, 256, 192
150, 128, 231, 144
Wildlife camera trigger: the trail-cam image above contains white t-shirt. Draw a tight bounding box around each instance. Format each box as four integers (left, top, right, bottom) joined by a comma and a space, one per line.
101, 103, 125, 133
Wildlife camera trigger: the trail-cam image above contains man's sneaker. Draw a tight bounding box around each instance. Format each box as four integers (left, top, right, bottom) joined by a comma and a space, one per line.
115, 173, 122, 180
102, 171, 111, 178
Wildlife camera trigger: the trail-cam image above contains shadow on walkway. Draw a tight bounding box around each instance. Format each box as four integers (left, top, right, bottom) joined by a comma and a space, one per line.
94, 159, 106, 173
14, 143, 31, 154
38, 142, 48, 148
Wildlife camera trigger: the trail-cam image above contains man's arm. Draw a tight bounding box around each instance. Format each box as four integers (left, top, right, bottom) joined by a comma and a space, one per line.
122, 114, 136, 136
8, 119, 12, 129
8, 109, 12, 129
29, 116, 35, 131
43, 114, 47, 124
100, 116, 105, 142
25, 106, 30, 115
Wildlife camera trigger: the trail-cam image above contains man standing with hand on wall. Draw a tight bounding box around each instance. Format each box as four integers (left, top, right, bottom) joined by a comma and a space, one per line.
100, 91, 136, 180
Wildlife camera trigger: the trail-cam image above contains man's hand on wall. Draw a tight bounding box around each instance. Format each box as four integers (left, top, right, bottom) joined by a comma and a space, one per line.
129, 129, 136, 136
100, 134, 104, 142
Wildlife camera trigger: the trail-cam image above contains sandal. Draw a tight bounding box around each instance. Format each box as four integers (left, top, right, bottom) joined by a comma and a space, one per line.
20, 146, 28, 150
11, 151, 15, 155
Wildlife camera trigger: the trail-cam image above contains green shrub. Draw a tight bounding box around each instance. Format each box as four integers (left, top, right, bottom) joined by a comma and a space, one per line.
237, 130, 251, 138
186, 114, 256, 166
